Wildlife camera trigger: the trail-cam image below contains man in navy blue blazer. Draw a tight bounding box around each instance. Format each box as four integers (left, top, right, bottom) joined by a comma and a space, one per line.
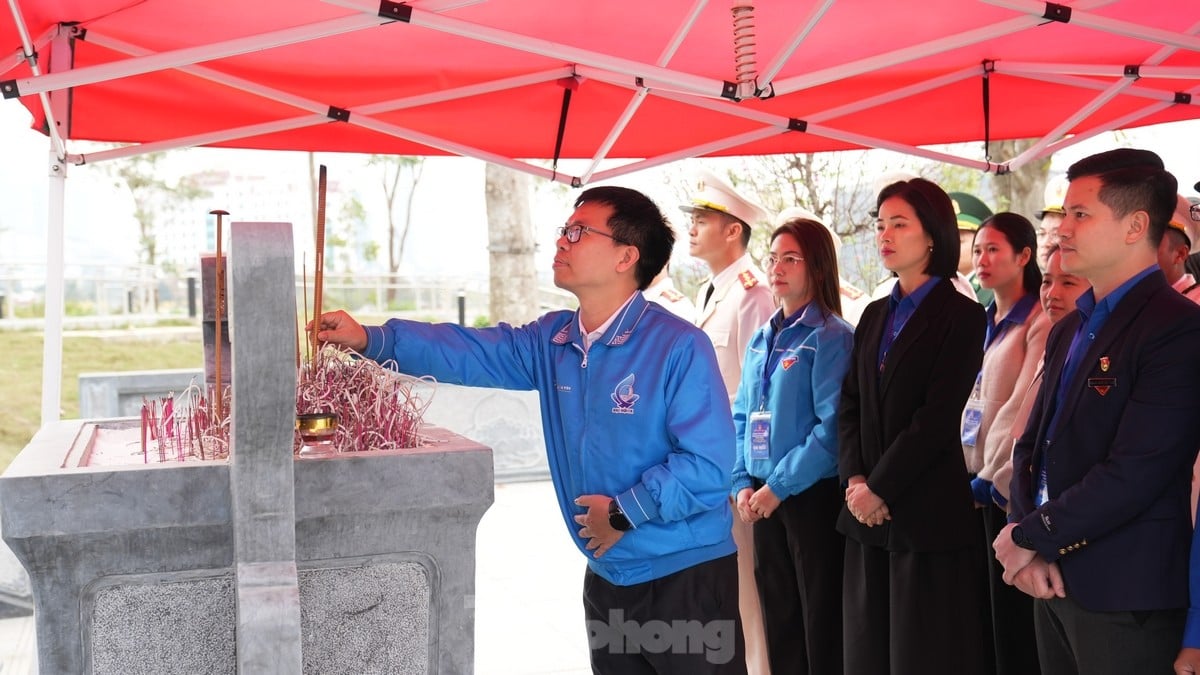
993, 148, 1200, 675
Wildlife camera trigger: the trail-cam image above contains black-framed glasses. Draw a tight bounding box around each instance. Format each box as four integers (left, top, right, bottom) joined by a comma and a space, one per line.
1190, 203, 1200, 222
557, 223, 629, 245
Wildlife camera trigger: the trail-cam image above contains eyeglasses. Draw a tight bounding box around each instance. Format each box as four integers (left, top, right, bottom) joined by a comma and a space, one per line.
765, 254, 805, 268
1190, 203, 1200, 222
557, 223, 629, 245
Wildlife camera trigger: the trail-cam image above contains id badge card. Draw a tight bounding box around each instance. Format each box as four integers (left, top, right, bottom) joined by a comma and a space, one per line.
960, 372, 984, 448
749, 411, 772, 460
961, 401, 984, 448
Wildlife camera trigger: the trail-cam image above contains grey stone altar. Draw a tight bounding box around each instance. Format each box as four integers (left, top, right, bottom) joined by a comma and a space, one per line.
0, 222, 493, 674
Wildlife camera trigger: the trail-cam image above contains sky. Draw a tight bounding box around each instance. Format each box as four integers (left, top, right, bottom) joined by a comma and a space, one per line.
2, 98, 1198, 284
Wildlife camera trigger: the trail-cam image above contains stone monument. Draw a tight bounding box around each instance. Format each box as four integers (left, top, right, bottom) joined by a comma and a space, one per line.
1, 222, 493, 673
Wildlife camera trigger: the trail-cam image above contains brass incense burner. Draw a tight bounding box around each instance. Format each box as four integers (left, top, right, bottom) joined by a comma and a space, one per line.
296, 412, 338, 456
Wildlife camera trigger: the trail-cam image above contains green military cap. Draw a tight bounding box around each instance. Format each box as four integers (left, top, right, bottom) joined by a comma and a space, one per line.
948, 192, 993, 232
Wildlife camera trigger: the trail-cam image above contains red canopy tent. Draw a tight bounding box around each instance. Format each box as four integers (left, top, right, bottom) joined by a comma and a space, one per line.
4, 0, 1199, 183
2, 0, 1199, 422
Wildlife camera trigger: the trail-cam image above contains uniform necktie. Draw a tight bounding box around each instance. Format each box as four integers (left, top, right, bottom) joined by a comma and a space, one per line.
704, 283, 715, 308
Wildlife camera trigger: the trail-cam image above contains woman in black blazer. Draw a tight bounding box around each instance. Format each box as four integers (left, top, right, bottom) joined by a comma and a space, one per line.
838, 178, 988, 674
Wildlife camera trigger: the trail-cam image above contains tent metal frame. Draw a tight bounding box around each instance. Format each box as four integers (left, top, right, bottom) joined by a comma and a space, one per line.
3, 0, 1199, 423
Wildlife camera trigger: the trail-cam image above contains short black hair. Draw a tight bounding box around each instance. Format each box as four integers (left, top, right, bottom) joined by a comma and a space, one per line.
1066, 148, 1177, 247
575, 186, 673, 290
876, 178, 960, 278
977, 212, 1042, 295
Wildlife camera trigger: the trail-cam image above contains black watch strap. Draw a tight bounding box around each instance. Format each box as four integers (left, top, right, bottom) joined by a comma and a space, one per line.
609, 499, 632, 532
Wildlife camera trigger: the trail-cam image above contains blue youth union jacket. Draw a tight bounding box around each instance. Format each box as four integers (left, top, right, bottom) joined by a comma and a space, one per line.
731, 304, 853, 500
361, 292, 737, 586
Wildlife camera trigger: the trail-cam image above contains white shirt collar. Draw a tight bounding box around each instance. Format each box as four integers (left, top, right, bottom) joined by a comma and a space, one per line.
579, 292, 639, 351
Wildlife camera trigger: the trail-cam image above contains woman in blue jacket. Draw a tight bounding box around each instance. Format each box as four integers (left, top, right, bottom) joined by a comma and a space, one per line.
731, 216, 854, 674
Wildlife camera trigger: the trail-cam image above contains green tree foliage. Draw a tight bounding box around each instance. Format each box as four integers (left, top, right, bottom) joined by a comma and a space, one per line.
109, 153, 209, 266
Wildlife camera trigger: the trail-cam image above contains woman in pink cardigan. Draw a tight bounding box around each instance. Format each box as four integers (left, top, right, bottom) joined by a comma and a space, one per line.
962, 212, 1050, 675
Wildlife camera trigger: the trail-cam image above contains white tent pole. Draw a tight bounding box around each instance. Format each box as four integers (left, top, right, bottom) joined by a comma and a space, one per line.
1005, 80, 1129, 172
771, 17, 1033, 96
76, 109, 578, 186
0, 22, 55, 77
589, 127, 786, 183
809, 125, 994, 172
756, 0, 834, 88
807, 66, 980, 124
75, 117, 330, 164
84, 27, 566, 119
5, 2, 67, 157
72, 65, 571, 164
587, 69, 996, 171
992, 62, 1200, 80
1005, 22, 1198, 172
6, 13, 389, 97
41, 150, 66, 426
1039, 100, 1179, 158
581, 0, 709, 184
771, 0, 1117, 96
356, 67, 572, 113
39, 24, 74, 426
324, 0, 734, 99
980, 0, 1200, 52
991, 67, 1183, 103
348, 113, 578, 184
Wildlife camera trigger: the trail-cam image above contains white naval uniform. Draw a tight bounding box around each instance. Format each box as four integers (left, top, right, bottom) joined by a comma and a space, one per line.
695, 252, 777, 403
695, 251, 775, 675
642, 276, 697, 324
839, 279, 871, 326
1173, 273, 1200, 304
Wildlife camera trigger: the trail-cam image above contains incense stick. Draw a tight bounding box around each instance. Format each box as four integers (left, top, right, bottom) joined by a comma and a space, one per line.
210, 209, 229, 422
311, 165, 328, 362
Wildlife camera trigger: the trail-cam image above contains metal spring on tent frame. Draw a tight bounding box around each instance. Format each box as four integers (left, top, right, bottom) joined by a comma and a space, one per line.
731, 1, 758, 99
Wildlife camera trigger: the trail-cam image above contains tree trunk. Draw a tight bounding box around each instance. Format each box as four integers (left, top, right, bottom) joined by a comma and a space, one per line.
484, 163, 538, 325
988, 139, 1051, 222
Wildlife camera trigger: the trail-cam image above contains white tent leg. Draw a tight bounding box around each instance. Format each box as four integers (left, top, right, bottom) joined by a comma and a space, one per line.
40, 151, 66, 426
36, 19, 74, 426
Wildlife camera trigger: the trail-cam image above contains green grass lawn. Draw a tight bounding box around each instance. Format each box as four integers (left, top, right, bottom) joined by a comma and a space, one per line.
0, 329, 203, 472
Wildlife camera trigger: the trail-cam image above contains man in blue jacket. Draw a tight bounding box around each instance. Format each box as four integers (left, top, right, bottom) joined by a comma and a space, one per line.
316, 186, 746, 674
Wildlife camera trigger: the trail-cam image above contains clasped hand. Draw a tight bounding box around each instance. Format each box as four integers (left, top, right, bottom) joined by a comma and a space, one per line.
735, 485, 781, 523
992, 522, 1065, 600
845, 476, 890, 527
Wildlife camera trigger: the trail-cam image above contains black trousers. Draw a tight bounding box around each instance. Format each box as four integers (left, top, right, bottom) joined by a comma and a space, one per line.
583, 553, 747, 675
1034, 594, 1185, 675
843, 538, 988, 675
979, 502, 1040, 675
751, 476, 843, 675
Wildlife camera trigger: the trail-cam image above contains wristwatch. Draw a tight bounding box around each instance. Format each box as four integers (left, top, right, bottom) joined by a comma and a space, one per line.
608, 499, 632, 532
1011, 525, 1036, 550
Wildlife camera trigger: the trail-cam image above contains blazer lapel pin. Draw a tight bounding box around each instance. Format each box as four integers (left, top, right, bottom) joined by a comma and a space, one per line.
1099, 356, 1110, 372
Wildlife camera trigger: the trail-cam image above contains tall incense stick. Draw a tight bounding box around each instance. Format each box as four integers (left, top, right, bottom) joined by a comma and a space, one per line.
210, 209, 229, 421
311, 166, 327, 362
299, 252, 307, 369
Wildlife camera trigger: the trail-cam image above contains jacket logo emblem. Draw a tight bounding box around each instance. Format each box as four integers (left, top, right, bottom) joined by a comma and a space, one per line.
610, 373, 639, 414
781, 356, 798, 370
1099, 356, 1110, 372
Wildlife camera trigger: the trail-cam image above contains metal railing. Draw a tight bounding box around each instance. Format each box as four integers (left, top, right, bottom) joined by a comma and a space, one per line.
0, 263, 575, 327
